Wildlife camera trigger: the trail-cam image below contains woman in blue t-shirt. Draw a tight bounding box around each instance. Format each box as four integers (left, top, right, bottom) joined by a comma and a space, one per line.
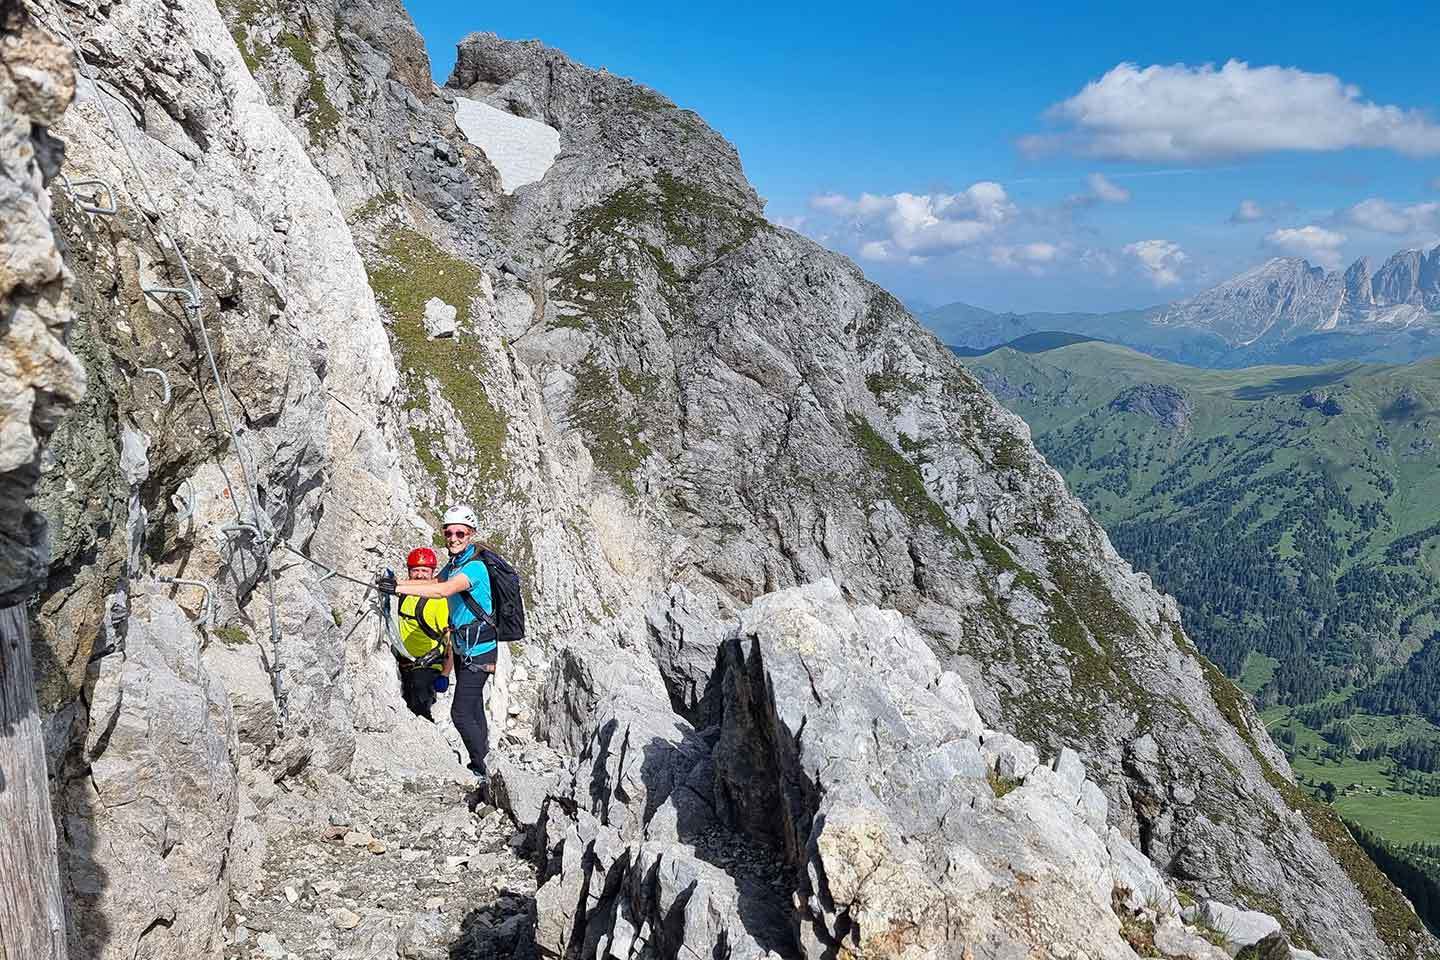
381, 505, 496, 791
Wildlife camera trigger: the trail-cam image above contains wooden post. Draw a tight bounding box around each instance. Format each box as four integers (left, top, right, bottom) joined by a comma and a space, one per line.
0, 604, 68, 960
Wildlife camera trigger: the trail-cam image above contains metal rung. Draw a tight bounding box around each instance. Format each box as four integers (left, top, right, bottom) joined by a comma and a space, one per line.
173, 478, 196, 524
139, 366, 171, 403
142, 285, 199, 310
221, 521, 274, 546
60, 175, 118, 215
156, 575, 214, 627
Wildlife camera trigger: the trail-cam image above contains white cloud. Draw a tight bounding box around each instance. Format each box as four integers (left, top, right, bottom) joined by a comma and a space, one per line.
1230, 199, 1266, 223
1067, 172, 1132, 208
1123, 239, 1188, 287
1087, 173, 1131, 203
1336, 198, 1440, 236
1265, 225, 1347, 269
1080, 248, 1120, 277
808, 182, 1016, 259
1024, 60, 1440, 162
770, 213, 808, 231
990, 242, 1062, 271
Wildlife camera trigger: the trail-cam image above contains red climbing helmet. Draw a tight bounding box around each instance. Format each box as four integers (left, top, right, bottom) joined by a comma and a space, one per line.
406, 547, 438, 570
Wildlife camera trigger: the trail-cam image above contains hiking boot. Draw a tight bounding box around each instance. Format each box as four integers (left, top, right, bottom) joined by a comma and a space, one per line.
466, 775, 490, 812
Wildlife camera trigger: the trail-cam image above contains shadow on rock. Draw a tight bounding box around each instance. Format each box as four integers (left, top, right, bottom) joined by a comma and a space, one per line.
446, 890, 536, 960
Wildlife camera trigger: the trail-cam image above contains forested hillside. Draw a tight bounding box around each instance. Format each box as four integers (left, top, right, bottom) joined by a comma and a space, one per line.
966, 340, 1440, 927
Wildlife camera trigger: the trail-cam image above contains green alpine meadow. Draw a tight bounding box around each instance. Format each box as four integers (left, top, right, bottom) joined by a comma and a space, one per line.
964, 335, 1440, 923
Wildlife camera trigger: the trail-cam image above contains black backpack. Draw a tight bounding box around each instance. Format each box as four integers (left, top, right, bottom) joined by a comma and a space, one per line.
455, 547, 526, 645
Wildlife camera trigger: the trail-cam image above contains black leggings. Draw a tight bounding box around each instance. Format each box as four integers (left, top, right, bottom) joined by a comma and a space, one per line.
399, 666, 438, 721
451, 651, 496, 777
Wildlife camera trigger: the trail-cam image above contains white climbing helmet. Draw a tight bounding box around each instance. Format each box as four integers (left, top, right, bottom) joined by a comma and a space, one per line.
442, 504, 479, 530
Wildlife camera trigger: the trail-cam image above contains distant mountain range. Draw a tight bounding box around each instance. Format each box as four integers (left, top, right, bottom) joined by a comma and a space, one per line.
926, 243, 1440, 367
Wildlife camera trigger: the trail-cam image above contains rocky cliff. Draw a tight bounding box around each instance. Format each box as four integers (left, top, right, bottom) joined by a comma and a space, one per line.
9, 1, 1438, 958
1155, 248, 1440, 351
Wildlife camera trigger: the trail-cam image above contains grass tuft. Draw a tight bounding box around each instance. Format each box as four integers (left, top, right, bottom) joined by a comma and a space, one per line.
212, 625, 250, 647
847, 413, 958, 537
367, 227, 507, 501
986, 768, 1021, 799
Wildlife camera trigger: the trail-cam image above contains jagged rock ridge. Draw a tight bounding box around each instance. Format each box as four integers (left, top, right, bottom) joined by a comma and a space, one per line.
1156, 247, 1440, 349
11, 2, 1439, 959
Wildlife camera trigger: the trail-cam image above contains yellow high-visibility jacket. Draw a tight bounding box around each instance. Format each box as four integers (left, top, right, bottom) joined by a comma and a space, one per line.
397, 595, 448, 667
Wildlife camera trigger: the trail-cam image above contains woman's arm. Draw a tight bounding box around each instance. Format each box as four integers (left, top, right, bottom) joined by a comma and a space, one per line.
395, 573, 470, 598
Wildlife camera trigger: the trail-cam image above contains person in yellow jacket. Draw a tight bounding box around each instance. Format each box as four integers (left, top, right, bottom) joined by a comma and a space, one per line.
396, 547, 452, 720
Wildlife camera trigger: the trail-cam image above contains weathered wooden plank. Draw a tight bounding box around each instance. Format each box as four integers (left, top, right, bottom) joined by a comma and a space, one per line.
0, 604, 68, 960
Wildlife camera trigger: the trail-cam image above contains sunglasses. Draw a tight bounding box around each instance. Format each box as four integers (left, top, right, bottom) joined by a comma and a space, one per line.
443, 528, 471, 541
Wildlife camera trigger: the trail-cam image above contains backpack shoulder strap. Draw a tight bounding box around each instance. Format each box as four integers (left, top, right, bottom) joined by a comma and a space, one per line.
413, 597, 445, 643
450, 549, 496, 627
456, 588, 496, 627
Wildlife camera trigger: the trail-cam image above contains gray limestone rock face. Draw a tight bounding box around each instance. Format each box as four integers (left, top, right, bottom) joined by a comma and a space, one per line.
533, 581, 1198, 960
1109, 383, 1193, 431
0, 11, 85, 607
54, 592, 238, 959
644, 583, 731, 725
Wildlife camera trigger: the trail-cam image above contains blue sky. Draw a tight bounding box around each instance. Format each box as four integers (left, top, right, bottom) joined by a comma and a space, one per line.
407, 1, 1440, 313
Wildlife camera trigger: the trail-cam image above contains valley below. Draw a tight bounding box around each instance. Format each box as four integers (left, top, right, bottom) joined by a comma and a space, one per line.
965, 337, 1440, 927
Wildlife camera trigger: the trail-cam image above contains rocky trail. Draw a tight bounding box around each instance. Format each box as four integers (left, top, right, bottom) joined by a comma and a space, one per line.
226, 766, 539, 960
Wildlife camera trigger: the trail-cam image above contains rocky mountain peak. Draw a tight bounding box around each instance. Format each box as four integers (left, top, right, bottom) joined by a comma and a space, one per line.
1371, 243, 1440, 309
1344, 256, 1374, 306
1155, 243, 1440, 355
1156, 256, 1342, 345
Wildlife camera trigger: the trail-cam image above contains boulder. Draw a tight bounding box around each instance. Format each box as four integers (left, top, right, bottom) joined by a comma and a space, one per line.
535, 580, 1166, 960
55, 593, 238, 959
422, 296, 457, 338
488, 750, 560, 832
1154, 916, 1231, 960
1199, 901, 1284, 953
644, 583, 731, 724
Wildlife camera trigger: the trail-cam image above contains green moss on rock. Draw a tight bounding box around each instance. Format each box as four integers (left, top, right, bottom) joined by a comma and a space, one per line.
367, 228, 506, 498
865, 369, 924, 414
993, 432, 1028, 471
570, 354, 652, 496
354, 191, 400, 222
987, 768, 1021, 799
549, 175, 763, 334
212, 625, 250, 647
216, 0, 274, 73
848, 414, 959, 537
1033, 556, 1152, 727
276, 33, 340, 142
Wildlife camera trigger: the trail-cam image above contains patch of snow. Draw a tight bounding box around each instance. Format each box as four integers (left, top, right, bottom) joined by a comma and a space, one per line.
453, 98, 560, 194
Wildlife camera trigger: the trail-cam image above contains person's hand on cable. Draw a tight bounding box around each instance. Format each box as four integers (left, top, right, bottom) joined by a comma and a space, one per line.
376, 571, 397, 595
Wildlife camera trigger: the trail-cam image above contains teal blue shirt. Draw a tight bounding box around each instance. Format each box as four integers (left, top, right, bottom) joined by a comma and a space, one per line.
440, 546, 494, 654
